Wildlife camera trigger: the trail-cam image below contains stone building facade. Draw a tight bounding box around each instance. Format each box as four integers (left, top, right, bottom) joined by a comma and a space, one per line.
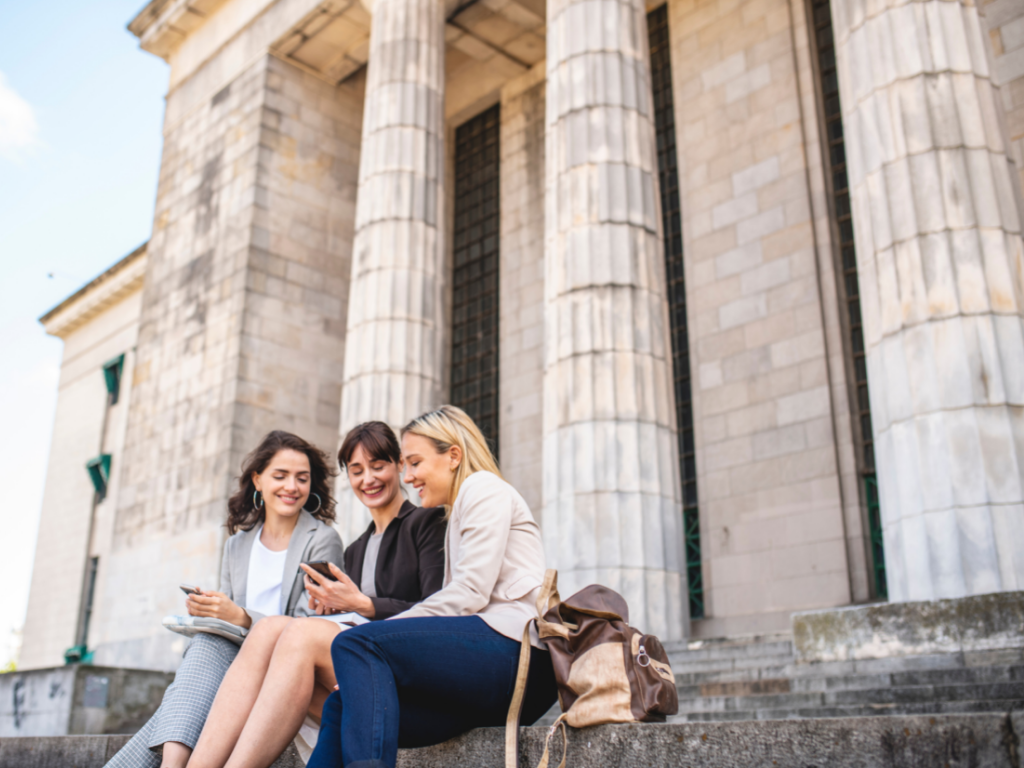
19, 0, 1024, 671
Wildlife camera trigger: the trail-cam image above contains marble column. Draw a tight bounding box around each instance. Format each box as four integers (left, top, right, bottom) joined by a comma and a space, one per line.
833, 0, 1024, 600
338, 0, 446, 542
543, 0, 687, 639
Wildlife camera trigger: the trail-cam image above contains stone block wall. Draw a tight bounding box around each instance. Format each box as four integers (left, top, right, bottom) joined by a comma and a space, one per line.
91, 52, 362, 671
238, 56, 362, 450
0, 665, 173, 738
499, 65, 546, 519
666, 0, 865, 635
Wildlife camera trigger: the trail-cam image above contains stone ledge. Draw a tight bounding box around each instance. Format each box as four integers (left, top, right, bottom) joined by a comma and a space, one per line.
793, 591, 1024, 663
2, 713, 1021, 768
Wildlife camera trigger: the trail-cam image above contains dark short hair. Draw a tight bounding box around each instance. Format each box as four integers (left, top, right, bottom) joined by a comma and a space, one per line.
338, 421, 401, 470
227, 431, 337, 534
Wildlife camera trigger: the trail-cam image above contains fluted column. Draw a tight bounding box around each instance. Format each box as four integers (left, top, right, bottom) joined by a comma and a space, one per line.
542, 0, 686, 639
833, 0, 1024, 600
338, 0, 446, 542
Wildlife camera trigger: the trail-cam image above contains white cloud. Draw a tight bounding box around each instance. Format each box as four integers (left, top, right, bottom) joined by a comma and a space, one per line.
0, 72, 39, 160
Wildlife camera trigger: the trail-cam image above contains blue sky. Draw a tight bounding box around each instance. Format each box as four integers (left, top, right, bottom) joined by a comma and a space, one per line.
0, 0, 168, 666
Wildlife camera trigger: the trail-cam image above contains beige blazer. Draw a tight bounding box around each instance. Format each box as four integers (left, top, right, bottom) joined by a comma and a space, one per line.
220, 509, 345, 625
395, 471, 546, 647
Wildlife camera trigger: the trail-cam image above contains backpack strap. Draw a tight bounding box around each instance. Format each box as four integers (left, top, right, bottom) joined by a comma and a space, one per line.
537, 714, 568, 768
505, 621, 535, 768
535, 568, 560, 617
506, 570, 563, 768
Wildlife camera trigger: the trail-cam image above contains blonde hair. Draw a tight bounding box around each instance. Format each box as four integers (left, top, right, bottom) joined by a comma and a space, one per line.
401, 405, 502, 514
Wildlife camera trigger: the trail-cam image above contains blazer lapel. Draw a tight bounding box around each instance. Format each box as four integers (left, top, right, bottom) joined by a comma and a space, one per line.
234, 525, 261, 612
281, 510, 317, 614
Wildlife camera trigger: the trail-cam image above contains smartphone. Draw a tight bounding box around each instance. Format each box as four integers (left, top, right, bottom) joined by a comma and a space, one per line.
180, 584, 202, 596
305, 561, 338, 583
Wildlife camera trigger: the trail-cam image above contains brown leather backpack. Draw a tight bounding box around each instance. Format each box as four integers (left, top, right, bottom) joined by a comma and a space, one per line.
505, 570, 679, 768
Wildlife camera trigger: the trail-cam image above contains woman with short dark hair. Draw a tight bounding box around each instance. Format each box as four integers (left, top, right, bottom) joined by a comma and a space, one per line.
185, 421, 447, 768
105, 431, 344, 768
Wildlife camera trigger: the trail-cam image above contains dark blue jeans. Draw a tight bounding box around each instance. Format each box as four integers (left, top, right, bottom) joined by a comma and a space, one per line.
306, 616, 558, 768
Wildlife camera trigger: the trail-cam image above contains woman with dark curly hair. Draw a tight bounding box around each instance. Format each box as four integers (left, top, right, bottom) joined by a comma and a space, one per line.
104, 431, 344, 768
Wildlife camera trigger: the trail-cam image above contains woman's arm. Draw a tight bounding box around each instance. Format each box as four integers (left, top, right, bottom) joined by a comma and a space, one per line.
397, 474, 512, 619
186, 537, 253, 628
367, 507, 447, 620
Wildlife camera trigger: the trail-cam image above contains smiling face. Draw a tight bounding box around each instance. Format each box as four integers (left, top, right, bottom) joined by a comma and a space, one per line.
401, 432, 461, 508
252, 448, 311, 520
347, 442, 402, 511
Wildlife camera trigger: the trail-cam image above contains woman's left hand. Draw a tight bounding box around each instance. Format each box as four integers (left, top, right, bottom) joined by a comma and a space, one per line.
300, 563, 376, 618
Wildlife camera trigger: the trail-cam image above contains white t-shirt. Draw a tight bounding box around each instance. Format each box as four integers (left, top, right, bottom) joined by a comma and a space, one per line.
246, 527, 288, 618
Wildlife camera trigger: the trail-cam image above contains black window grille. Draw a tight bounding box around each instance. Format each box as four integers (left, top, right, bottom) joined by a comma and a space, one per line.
649, 5, 703, 619
451, 105, 501, 455
809, 0, 886, 598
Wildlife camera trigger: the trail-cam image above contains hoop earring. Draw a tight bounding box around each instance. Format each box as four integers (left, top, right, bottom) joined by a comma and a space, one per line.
253, 490, 264, 510
305, 493, 322, 514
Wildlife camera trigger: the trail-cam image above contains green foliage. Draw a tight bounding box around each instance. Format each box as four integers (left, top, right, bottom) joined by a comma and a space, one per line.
0, 659, 16, 674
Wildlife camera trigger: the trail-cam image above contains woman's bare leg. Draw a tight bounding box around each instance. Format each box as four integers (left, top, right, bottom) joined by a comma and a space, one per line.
160, 741, 192, 768
185, 616, 293, 768
221, 619, 341, 768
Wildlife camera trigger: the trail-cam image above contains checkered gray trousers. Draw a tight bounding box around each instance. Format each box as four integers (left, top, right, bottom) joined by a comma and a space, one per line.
104, 633, 239, 767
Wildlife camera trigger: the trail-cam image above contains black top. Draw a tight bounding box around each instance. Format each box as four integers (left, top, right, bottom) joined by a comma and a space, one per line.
344, 500, 447, 620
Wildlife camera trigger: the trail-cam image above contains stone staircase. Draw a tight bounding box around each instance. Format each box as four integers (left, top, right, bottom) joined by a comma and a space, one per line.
665, 633, 1024, 722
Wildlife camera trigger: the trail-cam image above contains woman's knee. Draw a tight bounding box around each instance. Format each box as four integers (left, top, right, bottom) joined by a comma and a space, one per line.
329, 624, 378, 665
278, 618, 343, 661
241, 616, 292, 654
254, 614, 292, 636
277, 618, 320, 653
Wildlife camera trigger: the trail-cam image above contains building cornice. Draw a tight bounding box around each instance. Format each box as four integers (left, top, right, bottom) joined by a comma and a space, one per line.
40, 243, 148, 339
128, 0, 230, 60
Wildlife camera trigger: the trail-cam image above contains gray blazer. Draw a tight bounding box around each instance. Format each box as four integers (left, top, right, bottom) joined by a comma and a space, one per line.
219, 509, 345, 624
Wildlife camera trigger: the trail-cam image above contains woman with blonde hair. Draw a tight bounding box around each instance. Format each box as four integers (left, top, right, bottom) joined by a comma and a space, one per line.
305, 405, 558, 768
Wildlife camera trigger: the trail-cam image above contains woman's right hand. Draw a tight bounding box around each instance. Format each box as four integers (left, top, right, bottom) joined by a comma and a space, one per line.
186, 590, 252, 628
300, 563, 376, 618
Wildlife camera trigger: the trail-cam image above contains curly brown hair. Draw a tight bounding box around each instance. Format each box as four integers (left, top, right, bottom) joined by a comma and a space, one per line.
227, 431, 338, 534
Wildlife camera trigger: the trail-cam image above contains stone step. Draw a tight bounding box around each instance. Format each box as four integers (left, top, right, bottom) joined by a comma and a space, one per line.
671, 650, 1024, 685
668, 654, 795, 674
829, 681, 1024, 707
675, 697, 1024, 723
664, 638, 794, 664
676, 664, 1024, 697
677, 690, 825, 713
789, 665, 1024, 692
787, 648, 1024, 677
675, 681, 1024, 714
1, 713, 1021, 767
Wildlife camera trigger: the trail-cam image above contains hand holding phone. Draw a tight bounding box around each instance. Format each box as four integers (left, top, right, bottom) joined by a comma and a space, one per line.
304, 561, 338, 584
180, 584, 202, 596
